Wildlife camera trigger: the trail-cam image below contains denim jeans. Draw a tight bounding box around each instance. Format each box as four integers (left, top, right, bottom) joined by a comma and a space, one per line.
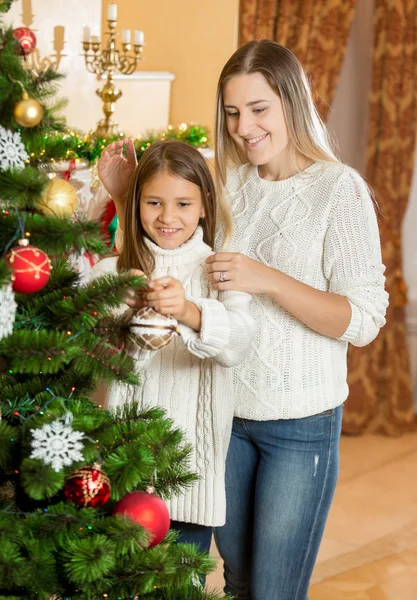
214, 406, 343, 600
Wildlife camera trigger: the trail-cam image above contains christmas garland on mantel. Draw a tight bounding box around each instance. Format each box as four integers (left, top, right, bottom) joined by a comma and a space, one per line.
25, 123, 210, 166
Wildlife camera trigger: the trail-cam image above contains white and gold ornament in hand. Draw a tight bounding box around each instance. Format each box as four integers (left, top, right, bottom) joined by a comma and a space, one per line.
130, 307, 179, 350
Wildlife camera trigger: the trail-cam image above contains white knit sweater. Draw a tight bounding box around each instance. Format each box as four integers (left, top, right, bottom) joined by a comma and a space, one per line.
219, 162, 389, 420
91, 227, 255, 526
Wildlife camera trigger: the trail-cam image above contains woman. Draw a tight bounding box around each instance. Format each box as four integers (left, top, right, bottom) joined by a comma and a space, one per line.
98, 40, 388, 600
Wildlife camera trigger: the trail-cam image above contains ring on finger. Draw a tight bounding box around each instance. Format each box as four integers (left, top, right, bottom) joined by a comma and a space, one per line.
219, 271, 226, 283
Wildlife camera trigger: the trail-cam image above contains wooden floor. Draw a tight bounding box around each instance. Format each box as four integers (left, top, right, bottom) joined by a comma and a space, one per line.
206, 432, 417, 599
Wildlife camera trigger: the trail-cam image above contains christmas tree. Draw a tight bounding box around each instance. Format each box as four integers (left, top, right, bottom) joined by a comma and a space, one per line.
0, 5, 223, 599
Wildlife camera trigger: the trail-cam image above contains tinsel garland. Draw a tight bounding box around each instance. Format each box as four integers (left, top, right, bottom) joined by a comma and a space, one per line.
26, 123, 210, 166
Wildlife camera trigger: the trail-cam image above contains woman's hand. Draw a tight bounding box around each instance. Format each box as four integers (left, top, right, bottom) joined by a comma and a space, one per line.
98, 139, 137, 202
206, 252, 273, 294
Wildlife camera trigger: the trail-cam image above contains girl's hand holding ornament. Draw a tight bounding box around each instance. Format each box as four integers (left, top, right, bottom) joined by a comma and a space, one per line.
145, 276, 202, 332
125, 273, 201, 332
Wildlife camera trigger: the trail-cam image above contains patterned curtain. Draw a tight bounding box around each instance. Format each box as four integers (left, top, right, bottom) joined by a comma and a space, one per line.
343, 0, 417, 435
239, 0, 357, 119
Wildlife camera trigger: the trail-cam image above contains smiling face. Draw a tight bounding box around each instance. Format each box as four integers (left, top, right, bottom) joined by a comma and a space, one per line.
223, 72, 291, 177
139, 169, 205, 250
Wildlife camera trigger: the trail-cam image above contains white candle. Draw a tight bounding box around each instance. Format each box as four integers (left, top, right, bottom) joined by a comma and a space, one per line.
134, 30, 144, 45
122, 29, 131, 43
108, 3, 117, 21
91, 25, 100, 43
82, 25, 90, 42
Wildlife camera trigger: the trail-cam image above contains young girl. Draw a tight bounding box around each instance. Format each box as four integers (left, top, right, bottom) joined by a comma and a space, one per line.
98, 41, 388, 600
91, 140, 255, 555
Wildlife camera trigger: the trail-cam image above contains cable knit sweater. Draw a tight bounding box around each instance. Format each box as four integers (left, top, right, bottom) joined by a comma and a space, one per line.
91, 227, 255, 526
220, 162, 389, 420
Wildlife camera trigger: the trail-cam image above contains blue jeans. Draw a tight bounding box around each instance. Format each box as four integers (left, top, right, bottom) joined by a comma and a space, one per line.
214, 406, 343, 600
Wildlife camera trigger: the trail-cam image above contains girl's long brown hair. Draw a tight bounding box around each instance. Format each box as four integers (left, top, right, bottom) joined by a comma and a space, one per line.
117, 140, 217, 278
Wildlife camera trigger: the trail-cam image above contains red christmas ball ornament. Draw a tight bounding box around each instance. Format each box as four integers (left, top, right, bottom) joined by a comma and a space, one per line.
13, 27, 37, 55
113, 489, 170, 547
7, 241, 52, 294
64, 464, 111, 508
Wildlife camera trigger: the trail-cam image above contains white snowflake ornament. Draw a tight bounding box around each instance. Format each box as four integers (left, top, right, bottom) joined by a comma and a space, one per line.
0, 283, 17, 341
0, 126, 29, 171
30, 413, 85, 472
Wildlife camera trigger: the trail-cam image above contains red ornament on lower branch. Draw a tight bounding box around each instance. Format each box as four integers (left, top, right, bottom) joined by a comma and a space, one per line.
113, 489, 170, 547
7, 242, 52, 294
64, 464, 111, 508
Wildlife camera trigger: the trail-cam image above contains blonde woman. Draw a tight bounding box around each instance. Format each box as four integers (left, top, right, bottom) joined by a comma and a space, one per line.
98, 41, 388, 600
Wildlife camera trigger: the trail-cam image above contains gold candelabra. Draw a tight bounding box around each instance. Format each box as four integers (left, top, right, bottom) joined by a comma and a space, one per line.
82, 5, 144, 137
28, 26, 65, 73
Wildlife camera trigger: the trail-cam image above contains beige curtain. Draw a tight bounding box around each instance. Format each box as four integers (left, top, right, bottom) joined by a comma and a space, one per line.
343, 0, 417, 435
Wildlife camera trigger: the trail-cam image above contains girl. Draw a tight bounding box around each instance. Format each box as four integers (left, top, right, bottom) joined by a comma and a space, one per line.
98, 41, 388, 600
92, 140, 255, 557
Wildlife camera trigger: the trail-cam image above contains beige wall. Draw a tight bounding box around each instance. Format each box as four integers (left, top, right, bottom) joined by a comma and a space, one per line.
102, 0, 240, 137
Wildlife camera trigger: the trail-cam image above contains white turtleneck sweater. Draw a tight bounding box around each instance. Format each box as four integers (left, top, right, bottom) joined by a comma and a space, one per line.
219, 162, 389, 420
91, 228, 255, 526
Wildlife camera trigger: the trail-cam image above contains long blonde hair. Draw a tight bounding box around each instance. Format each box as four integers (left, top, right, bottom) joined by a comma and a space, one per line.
215, 40, 340, 187
118, 140, 218, 278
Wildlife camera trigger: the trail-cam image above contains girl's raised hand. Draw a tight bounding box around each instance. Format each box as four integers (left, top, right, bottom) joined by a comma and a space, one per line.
98, 139, 137, 202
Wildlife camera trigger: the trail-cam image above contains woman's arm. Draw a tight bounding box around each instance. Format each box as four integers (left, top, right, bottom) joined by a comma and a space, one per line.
207, 256, 351, 338
207, 171, 388, 345
97, 139, 137, 232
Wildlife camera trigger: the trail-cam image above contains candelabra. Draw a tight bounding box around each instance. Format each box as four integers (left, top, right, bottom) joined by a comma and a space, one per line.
15, 0, 65, 73
82, 4, 144, 137
27, 26, 65, 73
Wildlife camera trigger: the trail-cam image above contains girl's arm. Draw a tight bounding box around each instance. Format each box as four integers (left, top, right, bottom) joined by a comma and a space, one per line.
207, 170, 389, 346
179, 290, 255, 367
141, 276, 255, 367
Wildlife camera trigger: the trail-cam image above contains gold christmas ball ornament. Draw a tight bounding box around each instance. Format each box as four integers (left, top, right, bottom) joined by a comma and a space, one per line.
39, 178, 78, 217
130, 307, 179, 350
13, 92, 43, 128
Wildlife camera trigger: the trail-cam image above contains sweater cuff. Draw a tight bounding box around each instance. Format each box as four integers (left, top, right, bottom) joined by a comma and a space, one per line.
179, 297, 231, 358
337, 300, 362, 343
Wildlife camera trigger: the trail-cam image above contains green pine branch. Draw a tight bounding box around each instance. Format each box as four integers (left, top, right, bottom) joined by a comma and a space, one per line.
1, 212, 107, 255
47, 272, 146, 330
0, 260, 11, 287
0, 168, 49, 210
0, 368, 96, 405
